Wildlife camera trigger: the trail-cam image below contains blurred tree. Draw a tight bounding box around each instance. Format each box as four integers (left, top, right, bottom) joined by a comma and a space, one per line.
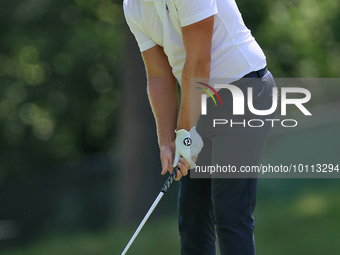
0, 0, 125, 180
117, 22, 163, 223
238, 0, 340, 79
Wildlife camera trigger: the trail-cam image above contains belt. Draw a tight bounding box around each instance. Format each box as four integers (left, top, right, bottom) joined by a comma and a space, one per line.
229, 66, 268, 87
242, 66, 268, 79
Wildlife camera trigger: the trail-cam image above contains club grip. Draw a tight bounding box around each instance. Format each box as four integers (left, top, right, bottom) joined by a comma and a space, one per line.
160, 167, 179, 194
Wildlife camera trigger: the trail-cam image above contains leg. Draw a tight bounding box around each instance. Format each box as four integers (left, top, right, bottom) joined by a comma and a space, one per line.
210, 128, 261, 255
212, 178, 257, 255
210, 71, 276, 254
178, 137, 216, 255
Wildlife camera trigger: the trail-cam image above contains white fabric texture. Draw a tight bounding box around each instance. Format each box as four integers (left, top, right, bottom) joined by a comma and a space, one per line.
123, 0, 267, 84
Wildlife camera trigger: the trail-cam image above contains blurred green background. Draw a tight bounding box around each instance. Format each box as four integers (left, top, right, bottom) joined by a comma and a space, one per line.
0, 0, 339, 254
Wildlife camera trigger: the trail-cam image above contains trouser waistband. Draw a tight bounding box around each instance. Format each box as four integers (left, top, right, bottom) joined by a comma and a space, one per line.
243, 66, 268, 79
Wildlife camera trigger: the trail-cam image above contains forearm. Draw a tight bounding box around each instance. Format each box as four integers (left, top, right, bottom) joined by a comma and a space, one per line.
148, 76, 178, 148
177, 59, 211, 130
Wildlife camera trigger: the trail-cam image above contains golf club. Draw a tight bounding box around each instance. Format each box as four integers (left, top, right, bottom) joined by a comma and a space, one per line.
121, 166, 179, 255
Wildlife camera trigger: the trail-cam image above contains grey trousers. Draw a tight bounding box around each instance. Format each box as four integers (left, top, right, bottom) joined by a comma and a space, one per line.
178, 69, 277, 255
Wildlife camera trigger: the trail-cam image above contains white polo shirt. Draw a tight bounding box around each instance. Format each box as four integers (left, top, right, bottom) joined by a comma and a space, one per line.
123, 0, 266, 85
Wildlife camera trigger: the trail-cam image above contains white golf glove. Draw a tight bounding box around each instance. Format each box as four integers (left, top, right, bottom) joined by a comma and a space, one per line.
172, 126, 204, 169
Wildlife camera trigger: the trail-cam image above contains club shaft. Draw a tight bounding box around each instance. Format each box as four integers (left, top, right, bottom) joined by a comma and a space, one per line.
121, 192, 164, 255
121, 167, 178, 254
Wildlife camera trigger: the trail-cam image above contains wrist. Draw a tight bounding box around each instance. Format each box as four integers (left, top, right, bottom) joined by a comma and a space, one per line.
159, 139, 175, 150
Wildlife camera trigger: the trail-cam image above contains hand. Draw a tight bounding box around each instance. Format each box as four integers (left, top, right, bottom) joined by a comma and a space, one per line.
173, 126, 204, 169
160, 142, 175, 176
160, 142, 191, 181
175, 156, 197, 181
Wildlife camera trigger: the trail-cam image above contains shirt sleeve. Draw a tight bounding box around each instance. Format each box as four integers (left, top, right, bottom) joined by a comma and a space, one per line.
173, 0, 218, 27
123, 3, 157, 52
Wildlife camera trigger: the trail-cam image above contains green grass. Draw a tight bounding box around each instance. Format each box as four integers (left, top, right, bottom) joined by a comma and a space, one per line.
3, 187, 340, 255
254, 187, 340, 255
1, 215, 180, 255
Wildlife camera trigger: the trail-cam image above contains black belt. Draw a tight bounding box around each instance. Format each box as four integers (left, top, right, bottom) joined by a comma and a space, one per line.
229, 66, 268, 87
242, 66, 268, 79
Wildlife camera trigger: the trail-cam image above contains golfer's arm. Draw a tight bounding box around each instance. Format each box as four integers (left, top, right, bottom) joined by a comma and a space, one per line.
142, 45, 178, 147
177, 16, 214, 131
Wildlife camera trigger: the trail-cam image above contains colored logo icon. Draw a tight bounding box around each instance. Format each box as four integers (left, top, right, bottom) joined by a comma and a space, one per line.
196, 82, 223, 106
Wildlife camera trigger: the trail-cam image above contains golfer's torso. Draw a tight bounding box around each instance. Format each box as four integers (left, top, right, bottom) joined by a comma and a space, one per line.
125, 0, 266, 85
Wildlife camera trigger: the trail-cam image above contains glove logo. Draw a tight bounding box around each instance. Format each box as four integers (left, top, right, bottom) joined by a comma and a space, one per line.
183, 137, 192, 146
